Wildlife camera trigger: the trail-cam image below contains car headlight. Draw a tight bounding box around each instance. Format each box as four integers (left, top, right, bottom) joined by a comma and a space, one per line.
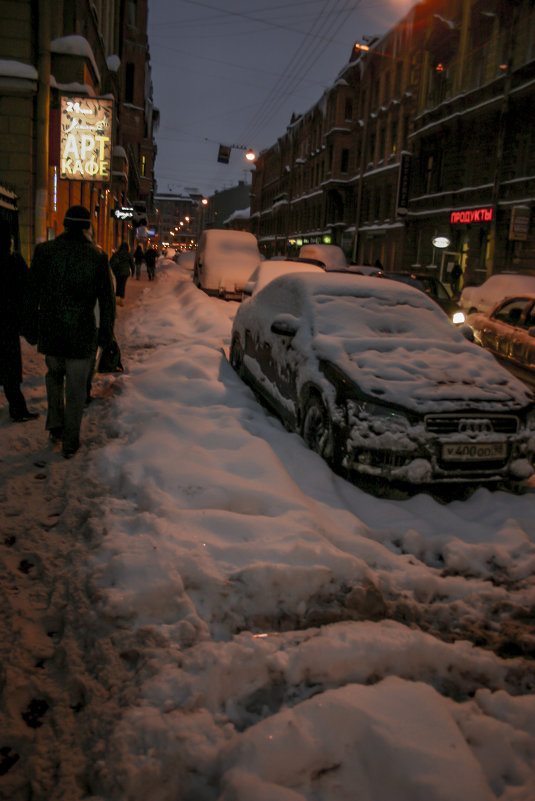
452, 310, 466, 325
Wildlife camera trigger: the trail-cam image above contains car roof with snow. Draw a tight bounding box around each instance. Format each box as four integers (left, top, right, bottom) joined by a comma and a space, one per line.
234, 273, 533, 412
460, 272, 535, 311
246, 259, 325, 295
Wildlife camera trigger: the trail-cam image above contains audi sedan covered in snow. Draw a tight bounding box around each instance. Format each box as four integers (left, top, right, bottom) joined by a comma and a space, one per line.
230, 273, 535, 488
467, 294, 535, 386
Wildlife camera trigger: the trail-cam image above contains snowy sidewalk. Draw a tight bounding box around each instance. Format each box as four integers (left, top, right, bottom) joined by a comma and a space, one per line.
1, 261, 535, 801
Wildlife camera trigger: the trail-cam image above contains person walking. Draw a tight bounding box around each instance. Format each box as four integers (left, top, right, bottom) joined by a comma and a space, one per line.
144, 245, 157, 281
25, 205, 115, 458
133, 244, 145, 280
110, 241, 133, 305
0, 219, 39, 423
450, 262, 463, 296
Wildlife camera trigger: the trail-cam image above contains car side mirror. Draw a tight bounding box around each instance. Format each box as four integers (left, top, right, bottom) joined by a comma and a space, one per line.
459, 324, 475, 342
270, 314, 300, 337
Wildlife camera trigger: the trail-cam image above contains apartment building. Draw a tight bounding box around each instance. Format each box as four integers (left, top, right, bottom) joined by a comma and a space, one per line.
251, 0, 535, 282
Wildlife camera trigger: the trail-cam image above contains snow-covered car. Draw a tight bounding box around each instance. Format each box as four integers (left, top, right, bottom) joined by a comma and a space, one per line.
230, 273, 535, 488
299, 243, 348, 271
193, 230, 261, 300
382, 272, 466, 325
243, 259, 324, 298
176, 250, 195, 270
460, 272, 535, 314
467, 294, 535, 385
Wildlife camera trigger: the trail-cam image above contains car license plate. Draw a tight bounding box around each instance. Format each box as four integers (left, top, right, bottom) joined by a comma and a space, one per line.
441, 442, 507, 461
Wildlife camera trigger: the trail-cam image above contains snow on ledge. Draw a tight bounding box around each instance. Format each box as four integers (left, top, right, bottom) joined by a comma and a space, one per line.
0, 59, 38, 80
106, 54, 121, 72
50, 35, 101, 84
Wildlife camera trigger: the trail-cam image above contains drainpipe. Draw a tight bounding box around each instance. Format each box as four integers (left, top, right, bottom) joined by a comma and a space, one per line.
35, 0, 51, 243
487, 3, 518, 277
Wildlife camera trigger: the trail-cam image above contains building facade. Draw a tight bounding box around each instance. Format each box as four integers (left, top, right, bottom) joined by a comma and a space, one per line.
153, 189, 204, 251
251, 0, 535, 286
0, 0, 158, 262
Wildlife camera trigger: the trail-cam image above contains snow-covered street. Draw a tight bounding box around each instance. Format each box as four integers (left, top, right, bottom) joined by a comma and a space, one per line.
1, 259, 535, 801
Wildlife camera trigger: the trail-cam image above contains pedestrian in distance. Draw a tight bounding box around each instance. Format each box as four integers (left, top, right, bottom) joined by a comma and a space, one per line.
110, 241, 133, 306
450, 262, 463, 296
0, 219, 39, 423
144, 245, 157, 281
25, 205, 115, 459
133, 244, 145, 280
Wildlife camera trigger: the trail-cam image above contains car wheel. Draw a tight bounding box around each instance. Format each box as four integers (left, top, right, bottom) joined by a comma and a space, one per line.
230, 336, 245, 377
302, 395, 334, 461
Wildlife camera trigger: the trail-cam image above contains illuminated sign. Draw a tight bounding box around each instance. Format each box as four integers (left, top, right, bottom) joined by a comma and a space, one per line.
450, 207, 493, 224
113, 206, 134, 220
60, 96, 113, 181
432, 236, 450, 248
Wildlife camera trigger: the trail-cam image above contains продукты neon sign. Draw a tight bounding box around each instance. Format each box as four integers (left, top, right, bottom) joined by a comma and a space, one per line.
450, 208, 493, 224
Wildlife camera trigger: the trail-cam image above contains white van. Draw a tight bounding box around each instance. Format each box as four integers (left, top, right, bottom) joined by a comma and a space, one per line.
298, 243, 348, 271
194, 230, 261, 300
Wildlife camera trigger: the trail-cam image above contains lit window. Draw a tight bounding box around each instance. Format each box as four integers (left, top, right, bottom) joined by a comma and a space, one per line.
141, 155, 146, 177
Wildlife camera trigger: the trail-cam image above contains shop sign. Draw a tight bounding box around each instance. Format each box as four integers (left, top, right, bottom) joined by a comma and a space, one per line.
509, 205, 530, 241
396, 152, 411, 216
450, 207, 493, 224
113, 206, 134, 220
60, 96, 113, 181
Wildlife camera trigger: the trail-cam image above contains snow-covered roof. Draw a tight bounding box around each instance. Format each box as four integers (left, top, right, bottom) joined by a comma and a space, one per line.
224, 207, 250, 225
50, 35, 101, 84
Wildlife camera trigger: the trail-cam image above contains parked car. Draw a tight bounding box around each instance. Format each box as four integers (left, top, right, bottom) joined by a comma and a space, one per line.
193, 230, 261, 300
382, 272, 465, 325
243, 259, 325, 298
467, 294, 535, 386
230, 273, 534, 489
299, 243, 348, 271
176, 250, 195, 270
460, 272, 535, 314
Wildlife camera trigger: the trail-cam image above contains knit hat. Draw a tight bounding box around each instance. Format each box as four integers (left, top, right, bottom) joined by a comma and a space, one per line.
64, 205, 91, 229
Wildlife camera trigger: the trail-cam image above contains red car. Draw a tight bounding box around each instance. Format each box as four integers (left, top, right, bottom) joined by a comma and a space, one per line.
467, 294, 535, 386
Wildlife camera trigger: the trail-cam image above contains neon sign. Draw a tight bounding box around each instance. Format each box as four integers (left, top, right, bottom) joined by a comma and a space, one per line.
450, 207, 493, 224
60, 96, 113, 181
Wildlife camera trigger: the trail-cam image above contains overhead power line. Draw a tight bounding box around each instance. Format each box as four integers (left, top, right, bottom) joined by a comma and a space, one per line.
239, 0, 360, 145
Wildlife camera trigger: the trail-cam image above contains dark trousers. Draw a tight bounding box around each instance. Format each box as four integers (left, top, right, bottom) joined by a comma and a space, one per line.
2, 380, 29, 419
115, 274, 128, 298
45, 355, 92, 451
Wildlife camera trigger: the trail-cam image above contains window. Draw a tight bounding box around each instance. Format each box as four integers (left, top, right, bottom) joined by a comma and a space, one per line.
125, 62, 135, 103
141, 155, 146, 177
344, 98, 353, 121
127, 0, 137, 28
340, 148, 349, 174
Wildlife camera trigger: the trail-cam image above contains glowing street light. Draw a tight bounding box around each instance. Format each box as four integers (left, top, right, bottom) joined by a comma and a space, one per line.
245, 149, 256, 162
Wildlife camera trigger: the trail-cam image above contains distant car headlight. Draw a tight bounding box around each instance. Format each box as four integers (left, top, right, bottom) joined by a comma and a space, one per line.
452, 310, 466, 325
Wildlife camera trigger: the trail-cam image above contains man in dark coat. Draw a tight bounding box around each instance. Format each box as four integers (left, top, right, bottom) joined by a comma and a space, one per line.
0, 219, 39, 422
25, 205, 115, 458
144, 245, 157, 281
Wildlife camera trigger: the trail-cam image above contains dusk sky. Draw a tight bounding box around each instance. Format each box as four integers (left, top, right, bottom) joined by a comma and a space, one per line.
147, 0, 415, 197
